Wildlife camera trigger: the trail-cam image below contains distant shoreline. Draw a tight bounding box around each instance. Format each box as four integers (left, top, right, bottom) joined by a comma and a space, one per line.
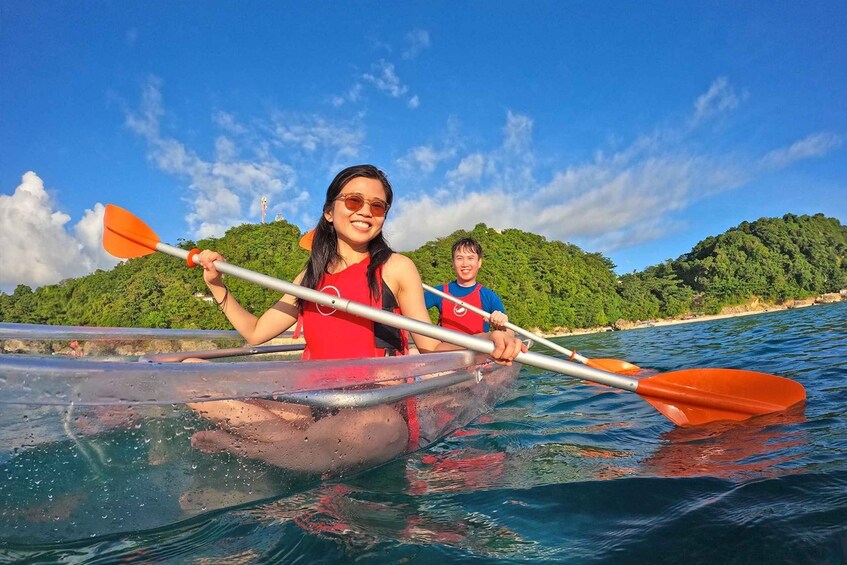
536, 308, 779, 339
2, 295, 843, 355
536, 294, 844, 339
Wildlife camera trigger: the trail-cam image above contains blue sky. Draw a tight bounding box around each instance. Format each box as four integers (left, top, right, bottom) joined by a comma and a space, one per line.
2, 1, 845, 293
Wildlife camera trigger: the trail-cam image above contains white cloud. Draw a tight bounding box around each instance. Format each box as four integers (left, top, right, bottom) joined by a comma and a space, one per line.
691, 77, 742, 124
386, 108, 752, 253
388, 72, 840, 255
124, 78, 374, 238
75, 203, 115, 263
386, 191, 515, 249
529, 157, 694, 240
388, 153, 710, 252
213, 111, 248, 135
125, 76, 164, 141
271, 113, 364, 159
503, 111, 533, 152
331, 83, 363, 107
363, 60, 409, 98
121, 75, 837, 270
335, 52, 420, 108
125, 78, 302, 238
758, 132, 843, 170
396, 144, 457, 174
0, 172, 118, 292
446, 154, 486, 185
403, 30, 430, 59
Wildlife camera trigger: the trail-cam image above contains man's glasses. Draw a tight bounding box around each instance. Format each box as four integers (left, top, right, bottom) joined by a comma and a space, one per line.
335, 193, 390, 217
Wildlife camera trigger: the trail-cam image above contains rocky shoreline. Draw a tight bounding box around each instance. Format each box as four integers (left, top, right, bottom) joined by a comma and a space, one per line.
534, 291, 845, 338
2, 293, 843, 355
0, 335, 306, 358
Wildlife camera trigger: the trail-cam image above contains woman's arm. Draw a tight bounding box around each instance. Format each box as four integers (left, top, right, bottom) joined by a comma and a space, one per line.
196, 250, 301, 345
386, 254, 451, 353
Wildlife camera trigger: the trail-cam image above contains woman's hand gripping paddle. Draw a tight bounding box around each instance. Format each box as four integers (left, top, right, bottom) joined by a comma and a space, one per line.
105, 205, 806, 427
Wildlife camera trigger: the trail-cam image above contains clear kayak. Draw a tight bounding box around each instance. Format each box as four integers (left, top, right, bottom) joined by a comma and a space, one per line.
0, 323, 521, 544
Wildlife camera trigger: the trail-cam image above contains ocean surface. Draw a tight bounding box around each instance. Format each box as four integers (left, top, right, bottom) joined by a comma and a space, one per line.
2, 301, 846, 564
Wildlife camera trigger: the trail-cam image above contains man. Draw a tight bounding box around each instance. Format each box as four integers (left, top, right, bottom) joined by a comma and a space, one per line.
425, 237, 508, 333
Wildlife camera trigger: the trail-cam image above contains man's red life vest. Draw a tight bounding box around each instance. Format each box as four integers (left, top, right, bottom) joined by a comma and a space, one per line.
438, 283, 485, 334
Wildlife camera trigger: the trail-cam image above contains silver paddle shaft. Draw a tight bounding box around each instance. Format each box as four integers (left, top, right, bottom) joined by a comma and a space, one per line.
158, 242, 638, 392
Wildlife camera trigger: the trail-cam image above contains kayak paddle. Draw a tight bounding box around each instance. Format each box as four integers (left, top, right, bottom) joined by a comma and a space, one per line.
422, 283, 640, 375
104, 205, 806, 427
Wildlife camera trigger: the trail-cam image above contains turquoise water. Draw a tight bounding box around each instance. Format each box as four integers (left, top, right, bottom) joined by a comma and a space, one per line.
3, 302, 846, 563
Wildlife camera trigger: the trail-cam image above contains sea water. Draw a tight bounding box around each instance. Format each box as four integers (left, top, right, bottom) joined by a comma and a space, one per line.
1, 302, 845, 563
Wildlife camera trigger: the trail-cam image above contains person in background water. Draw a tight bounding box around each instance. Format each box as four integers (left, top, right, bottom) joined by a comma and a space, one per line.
425, 237, 509, 333
187, 164, 525, 475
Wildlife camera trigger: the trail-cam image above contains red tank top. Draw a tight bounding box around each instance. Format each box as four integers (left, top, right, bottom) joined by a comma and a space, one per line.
299, 256, 418, 449
438, 283, 485, 334
301, 257, 406, 360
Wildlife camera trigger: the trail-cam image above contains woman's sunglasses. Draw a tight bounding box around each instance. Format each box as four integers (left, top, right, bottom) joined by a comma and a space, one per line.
334, 193, 390, 217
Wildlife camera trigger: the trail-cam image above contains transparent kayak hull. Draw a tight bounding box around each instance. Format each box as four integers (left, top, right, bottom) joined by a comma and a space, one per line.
0, 337, 520, 544
0, 349, 498, 406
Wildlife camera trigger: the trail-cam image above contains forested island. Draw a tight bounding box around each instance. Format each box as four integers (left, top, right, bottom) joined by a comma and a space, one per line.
1, 213, 845, 332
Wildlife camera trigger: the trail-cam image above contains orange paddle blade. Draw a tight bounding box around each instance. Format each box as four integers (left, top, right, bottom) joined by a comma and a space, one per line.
636, 369, 806, 426
586, 357, 641, 375
299, 229, 315, 250
103, 204, 161, 259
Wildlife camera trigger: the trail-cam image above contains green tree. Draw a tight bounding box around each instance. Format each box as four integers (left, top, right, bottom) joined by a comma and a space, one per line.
2, 213, 844, 330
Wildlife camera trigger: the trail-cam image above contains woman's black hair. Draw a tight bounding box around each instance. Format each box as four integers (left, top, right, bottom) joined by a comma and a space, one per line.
299, 164, 395, 310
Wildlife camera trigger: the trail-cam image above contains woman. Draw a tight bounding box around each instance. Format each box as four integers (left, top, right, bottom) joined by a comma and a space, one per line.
188, 164, 525, 474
